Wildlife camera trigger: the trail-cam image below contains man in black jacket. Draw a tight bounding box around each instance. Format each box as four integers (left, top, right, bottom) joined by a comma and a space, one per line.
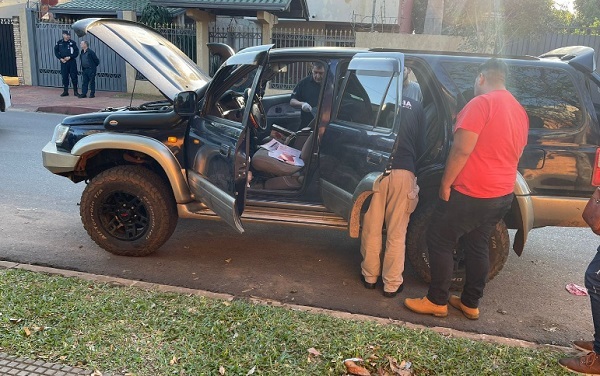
78, 41, 100, 98
54, 30, 79, 97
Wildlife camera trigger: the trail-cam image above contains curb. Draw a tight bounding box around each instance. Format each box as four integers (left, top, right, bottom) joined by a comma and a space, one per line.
0, 260, 572, 353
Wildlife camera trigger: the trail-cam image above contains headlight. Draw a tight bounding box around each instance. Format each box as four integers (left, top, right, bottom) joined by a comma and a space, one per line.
53, 124, 70, 145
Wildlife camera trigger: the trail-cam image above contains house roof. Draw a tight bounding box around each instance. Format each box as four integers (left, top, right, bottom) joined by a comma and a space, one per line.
149, 0, 309, 20
50, 0, 184, 17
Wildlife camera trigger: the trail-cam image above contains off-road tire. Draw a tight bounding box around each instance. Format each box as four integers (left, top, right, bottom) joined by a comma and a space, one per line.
80, 165, 178, 256
406, 202, 510, 291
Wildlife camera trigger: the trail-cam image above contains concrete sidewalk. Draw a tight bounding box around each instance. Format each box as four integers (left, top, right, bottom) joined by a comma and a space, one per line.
9, 85, 162, 115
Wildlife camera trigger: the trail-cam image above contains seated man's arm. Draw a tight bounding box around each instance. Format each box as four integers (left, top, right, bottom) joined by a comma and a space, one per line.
290, 98, 304, 109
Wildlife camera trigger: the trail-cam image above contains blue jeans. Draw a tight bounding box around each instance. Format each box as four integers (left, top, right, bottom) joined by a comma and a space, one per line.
586, 246, 600, 353
426, 189, 513, 308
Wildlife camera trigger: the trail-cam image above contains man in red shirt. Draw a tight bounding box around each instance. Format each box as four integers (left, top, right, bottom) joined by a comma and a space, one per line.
404, 58, 529, 319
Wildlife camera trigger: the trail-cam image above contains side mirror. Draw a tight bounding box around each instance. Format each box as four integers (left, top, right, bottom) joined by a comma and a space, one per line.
174, 91, 198, 116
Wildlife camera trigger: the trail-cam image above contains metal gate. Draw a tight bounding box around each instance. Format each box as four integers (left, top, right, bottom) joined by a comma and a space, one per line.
0, 18, 17, 76
34, 21, 127, 92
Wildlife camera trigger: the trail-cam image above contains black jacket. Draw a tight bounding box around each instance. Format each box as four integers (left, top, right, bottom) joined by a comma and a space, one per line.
54, 39, 79, 60
80, 48, 100, 70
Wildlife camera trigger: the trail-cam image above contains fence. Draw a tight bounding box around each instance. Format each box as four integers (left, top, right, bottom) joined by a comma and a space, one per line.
0, 18, 17, 76
502, 29, 600, 57
32, 18, 127, 91
208, 24, 262, 75
270, 28, 355, 90
154, 23, 197, 63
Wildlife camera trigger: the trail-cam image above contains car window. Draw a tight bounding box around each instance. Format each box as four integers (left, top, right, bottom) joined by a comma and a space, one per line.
206, 65, 258, 125
335, 70, 397, 128
443, 61, 584, 131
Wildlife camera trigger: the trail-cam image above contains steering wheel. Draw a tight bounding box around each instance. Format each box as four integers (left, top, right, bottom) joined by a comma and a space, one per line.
249, 94, 268, 132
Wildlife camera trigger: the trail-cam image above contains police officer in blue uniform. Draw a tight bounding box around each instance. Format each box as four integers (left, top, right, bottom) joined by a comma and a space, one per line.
54, 30, 79, 97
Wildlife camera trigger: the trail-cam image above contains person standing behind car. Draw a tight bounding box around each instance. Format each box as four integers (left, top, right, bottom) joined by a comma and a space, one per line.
403, 67, 423, 103
404, 58, 528, 319
290, 62, 325, 129
360, 96, 425, 298
54, 30, 79, 97
78, 41, 100, 98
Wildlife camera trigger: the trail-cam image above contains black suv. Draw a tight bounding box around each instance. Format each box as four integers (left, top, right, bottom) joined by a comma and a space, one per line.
43, 18, 600, 287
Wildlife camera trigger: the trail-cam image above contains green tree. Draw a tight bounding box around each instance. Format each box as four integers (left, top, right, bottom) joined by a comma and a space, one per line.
574, 0, 600, 27
443, 0, 559, 52
140, 4, 171, 27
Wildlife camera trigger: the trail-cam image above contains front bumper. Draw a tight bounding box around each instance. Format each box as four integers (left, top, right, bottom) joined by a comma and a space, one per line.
42, 141, 80, 174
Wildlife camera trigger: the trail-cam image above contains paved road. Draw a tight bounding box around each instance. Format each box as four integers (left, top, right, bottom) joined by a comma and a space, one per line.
0, 109, 595, 346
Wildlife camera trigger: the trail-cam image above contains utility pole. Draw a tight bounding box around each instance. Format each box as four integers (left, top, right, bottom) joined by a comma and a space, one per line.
371, 0, 376, 32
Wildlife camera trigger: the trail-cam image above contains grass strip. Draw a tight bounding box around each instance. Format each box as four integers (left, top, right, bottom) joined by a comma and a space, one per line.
0, 269, 571, 375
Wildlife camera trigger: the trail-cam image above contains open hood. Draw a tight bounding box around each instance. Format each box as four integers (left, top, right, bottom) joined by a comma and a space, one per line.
72, 18, 210, 100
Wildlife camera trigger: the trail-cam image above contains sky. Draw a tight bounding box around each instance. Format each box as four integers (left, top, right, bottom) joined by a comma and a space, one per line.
554, 0, 575, 12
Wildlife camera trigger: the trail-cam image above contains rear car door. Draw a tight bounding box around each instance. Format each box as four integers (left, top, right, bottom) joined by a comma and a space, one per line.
186, 45, 272, 233
319, 52, 404, 220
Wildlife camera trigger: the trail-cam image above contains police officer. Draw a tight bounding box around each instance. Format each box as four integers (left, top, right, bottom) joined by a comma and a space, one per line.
54, 30, 79, 97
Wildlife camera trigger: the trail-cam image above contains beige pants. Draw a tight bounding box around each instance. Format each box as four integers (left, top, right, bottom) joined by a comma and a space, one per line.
360, 169, 419, 293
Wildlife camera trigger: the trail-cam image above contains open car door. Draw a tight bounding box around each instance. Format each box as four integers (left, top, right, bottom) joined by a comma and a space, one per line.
318, 52, 404, 236
186, 45, 273, 233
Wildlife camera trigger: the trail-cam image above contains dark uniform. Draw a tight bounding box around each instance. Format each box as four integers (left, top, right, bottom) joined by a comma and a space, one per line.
79, 46, 100, 98
291, 74, 322, 129
54, 30, 79, 96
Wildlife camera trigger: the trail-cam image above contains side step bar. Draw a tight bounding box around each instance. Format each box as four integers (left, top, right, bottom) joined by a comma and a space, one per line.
178, 200, 348, 230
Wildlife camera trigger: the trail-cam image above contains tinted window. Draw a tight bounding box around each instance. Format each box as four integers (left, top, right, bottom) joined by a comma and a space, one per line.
443, 62, 583, 130
335, 70, 397, 127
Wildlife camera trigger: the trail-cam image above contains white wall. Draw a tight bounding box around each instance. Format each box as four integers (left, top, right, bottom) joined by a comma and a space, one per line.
305, 0, 399, 25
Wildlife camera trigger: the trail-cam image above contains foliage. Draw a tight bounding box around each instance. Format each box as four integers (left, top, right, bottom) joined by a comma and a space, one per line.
410, 0, 571, 51
412, 0, 428, 34
442, 0, 559, 53
574, 0, 600, 28
0, 269, 573, 375
140, 4, 171, 28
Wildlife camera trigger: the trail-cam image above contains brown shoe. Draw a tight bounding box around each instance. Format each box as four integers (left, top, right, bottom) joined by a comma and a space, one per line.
559, 352, 600, 375
449, 295, 479, 320
404, 296, 448, 317
574, 341, 595, 353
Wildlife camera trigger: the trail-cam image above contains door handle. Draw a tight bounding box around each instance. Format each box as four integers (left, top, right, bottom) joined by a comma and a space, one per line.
220, 144, 231, 157
366, 151, 383, 165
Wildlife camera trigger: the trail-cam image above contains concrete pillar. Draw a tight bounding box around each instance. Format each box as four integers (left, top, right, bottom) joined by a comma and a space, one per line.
186, 9, 215, 74
19, 8, 35, 85
256, 11, 278, 45
398, 0, 414, 34
11, 15, 24, 85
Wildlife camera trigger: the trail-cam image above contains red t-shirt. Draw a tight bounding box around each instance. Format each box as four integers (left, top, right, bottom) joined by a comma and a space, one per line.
452, 90, 529, 198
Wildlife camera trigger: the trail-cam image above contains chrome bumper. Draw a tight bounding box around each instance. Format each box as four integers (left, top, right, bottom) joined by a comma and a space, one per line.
42, 141, 80, 174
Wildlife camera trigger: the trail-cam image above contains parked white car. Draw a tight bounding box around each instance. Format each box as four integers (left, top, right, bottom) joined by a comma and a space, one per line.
0, 74, 12, 112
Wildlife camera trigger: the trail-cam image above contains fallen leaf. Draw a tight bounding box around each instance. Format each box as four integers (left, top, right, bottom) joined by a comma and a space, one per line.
246, 366, 256, 375
307, 347, 321, 356
344, 359, 370, 376
223, 301, 231, 306
23, 327, 31, 336
219, 365, 226, 375
170, 355, 179, 365
225, 258, 232, 263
